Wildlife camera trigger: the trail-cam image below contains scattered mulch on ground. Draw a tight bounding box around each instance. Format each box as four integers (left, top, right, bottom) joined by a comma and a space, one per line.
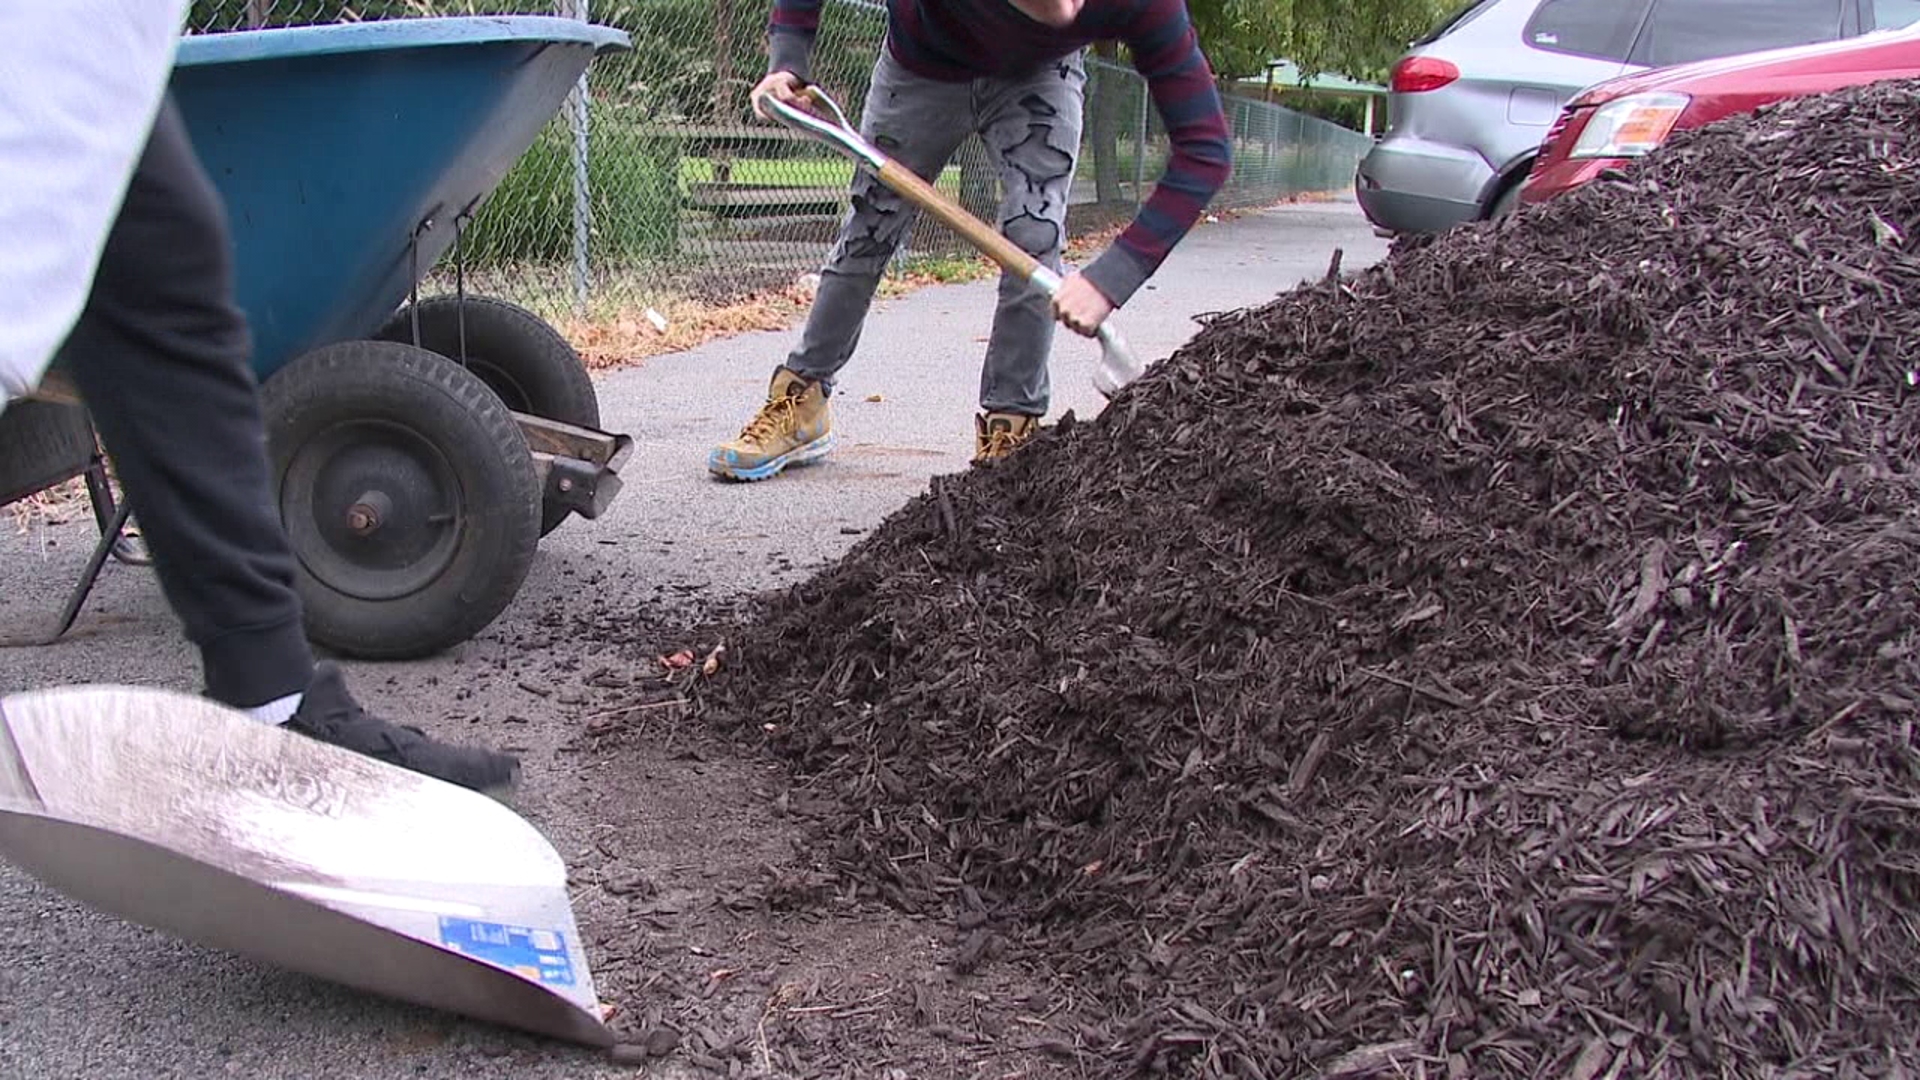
617, 81, 1920, 1077
542, 597, 1087, 1080
565, 722, 1081, 1080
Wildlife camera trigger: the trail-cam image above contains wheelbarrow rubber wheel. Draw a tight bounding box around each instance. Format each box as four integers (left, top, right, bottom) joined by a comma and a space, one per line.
259, 340, 541, 661
0, 399, 98, 508
374, 296, 597, 536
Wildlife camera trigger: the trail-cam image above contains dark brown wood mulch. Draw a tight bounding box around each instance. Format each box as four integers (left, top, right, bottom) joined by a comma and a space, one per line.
647, 80, 1920, 1077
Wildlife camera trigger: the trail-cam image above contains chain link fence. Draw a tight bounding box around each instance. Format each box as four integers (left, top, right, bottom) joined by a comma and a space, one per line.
187, 1, 1373, 329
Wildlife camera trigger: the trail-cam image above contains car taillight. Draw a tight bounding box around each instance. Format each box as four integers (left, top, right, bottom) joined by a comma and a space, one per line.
1390, 56, 1460, 94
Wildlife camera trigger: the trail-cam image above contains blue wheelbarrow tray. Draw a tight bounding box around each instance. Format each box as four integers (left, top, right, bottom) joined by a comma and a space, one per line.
171, 15, 628, 383
173, 14, 635, 523
119, 15, 636, 667
0, 16, 639, 656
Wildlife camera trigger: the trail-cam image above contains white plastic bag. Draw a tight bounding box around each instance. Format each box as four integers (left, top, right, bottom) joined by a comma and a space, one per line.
0, 1, 191, 414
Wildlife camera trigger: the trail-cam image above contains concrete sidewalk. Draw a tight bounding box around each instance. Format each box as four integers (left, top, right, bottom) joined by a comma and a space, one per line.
586, 197, 1386, 592
0, 199, 1389, 1080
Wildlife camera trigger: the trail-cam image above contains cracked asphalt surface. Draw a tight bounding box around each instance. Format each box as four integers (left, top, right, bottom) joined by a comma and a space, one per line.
0, 199, 1389, 1079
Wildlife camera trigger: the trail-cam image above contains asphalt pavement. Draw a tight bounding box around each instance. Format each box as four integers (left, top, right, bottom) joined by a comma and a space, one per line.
0, 198, 1390, 1079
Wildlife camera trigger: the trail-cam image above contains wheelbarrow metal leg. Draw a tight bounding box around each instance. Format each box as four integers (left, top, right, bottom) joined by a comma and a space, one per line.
51, 499, 133, 640
0, 498, 134, 648
82, 457, 151, 567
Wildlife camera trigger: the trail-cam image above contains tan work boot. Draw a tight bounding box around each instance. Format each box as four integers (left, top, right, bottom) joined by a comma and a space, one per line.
973, 411, 1041, 463
708, 366, 835, 481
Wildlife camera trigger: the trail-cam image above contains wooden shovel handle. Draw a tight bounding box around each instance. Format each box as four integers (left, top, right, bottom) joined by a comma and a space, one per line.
874, 160, 1045, 286
778, 88, 1050, 290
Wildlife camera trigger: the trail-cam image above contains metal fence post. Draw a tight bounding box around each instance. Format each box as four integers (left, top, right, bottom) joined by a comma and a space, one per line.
560, 0, 592, 315
1134, 77, 1148, 211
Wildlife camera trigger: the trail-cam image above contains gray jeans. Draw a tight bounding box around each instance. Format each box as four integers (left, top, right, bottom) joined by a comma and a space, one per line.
785, 46, 1087, 417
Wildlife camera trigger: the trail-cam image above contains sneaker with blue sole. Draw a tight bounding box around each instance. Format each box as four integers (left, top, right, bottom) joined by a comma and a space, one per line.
709, 366, 835, 482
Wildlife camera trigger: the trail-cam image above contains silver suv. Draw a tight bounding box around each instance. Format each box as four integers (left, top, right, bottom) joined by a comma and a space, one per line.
1356, 0, 1888, 235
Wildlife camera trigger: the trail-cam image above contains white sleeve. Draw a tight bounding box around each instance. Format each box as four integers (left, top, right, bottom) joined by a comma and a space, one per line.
0, 0, 193, 412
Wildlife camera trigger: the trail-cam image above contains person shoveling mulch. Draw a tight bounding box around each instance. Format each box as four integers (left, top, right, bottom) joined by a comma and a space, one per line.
647, 80, 1920, 1077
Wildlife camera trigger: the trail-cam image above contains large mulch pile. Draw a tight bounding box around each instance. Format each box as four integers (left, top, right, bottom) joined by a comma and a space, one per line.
670, 81, 1920, 1076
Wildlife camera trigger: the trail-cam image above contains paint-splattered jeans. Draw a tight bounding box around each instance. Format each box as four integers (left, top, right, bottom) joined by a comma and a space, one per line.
784, 44, 1086, 417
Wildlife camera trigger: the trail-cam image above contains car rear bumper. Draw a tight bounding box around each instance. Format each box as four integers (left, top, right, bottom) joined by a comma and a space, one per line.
1354, 135, 1494, 235
1355, 182, 1481, 236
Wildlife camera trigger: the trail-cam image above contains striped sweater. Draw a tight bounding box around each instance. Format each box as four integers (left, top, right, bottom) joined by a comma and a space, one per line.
768, 0, 1232, 307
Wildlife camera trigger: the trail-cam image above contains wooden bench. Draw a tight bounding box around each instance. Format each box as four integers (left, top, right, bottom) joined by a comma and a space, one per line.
686, 182, 847, 217
635, 123, 811, 181
635, 124, 852, 218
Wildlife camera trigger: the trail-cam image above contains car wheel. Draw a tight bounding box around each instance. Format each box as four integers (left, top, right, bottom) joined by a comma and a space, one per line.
1488, 181, 1525, 221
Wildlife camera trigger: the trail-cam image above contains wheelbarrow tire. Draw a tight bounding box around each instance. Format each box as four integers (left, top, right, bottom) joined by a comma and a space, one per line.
259, 340, 541, 661
375, 295, 596, 536
0, 399, 98, 508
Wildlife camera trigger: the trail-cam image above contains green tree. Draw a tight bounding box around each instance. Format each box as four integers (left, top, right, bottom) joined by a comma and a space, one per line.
1078, 0, 1450, 205
1186, 0, 1459, 83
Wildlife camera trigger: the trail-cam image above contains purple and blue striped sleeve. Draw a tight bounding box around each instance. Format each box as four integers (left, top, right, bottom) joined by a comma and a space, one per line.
768, 0, 825, 81
1081, 0, 1233, 308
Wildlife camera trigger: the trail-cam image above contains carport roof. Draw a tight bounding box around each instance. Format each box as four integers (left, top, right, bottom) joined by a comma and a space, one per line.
1242, 60, 1388, 97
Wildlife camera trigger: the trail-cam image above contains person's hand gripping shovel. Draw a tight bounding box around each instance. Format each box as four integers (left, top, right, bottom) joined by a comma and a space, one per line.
759, 83, 1146, 397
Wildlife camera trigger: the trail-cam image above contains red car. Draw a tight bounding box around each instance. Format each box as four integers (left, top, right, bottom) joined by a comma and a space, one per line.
1521, 18, 1920, 205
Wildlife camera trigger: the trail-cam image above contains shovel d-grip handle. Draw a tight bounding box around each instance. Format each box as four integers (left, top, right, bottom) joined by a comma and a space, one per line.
764, 87, 1144, 396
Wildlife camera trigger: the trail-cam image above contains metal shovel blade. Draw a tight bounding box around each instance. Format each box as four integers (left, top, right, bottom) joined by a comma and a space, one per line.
0, 684, 614, 1048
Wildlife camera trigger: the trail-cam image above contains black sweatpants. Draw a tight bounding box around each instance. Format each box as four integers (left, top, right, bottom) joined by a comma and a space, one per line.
55, 94, 314, 709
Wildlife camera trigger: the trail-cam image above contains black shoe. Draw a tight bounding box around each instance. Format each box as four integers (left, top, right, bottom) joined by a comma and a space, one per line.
286, 662, 521, 797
